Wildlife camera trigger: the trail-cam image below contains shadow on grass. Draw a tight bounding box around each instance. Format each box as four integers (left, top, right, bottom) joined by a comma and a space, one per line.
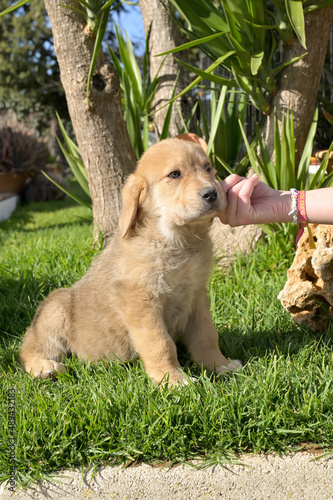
0, 199, 91, 241
1, 266, 333, 376
0, 272, 70, 345
1, 250, 333, 378
218, 322, 333, 364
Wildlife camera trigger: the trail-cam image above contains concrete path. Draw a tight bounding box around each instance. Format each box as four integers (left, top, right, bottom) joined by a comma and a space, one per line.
1, 452, 333, 499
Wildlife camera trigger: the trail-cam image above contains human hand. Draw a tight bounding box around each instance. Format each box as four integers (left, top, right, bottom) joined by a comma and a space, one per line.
218, 174, 292, 226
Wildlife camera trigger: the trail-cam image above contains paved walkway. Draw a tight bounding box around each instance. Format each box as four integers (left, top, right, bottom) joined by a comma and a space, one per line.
1, 452, 333, 499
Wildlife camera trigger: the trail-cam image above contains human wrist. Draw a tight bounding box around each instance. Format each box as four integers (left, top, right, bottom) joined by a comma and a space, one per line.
280, 190, 294, 223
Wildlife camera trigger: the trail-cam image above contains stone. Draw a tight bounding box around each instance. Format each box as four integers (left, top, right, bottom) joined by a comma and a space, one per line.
278, 224, 333, 330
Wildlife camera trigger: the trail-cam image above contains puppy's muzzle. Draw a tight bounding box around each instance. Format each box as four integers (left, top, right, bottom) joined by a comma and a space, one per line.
200, 187, 218, 205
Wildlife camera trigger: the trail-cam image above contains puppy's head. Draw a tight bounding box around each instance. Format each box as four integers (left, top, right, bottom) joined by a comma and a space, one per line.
119, 138, 226, 238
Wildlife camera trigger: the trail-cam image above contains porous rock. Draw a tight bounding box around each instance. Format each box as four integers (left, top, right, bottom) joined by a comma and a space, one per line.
278, 224, 333, 330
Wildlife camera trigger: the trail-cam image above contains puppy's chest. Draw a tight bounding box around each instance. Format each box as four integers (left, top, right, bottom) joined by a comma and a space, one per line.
144, 249, 209, 295
146, 250, 210, 334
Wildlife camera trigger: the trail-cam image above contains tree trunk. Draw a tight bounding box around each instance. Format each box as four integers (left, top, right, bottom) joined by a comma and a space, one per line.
43, 0, 136, 243
263, 5, 333, 166
139, 0, 193, 138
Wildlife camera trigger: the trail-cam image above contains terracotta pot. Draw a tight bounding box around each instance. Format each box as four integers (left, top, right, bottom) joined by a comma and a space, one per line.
0, 171, 29, 193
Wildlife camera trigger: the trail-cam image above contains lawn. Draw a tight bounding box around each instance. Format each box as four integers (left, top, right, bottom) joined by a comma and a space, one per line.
1, 193, 333, 487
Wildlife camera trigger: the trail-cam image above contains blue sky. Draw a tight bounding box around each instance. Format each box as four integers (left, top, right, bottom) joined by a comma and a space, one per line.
113, 5, 146, 55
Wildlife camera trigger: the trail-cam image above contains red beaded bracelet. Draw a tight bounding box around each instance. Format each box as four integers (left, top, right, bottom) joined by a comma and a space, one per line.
295, 190, 316, 249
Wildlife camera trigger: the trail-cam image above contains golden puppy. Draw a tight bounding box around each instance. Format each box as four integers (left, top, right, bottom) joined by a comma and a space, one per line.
20, 138, 242, 385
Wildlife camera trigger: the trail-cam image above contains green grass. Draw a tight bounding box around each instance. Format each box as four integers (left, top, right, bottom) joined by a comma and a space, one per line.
1, 193, 333, 487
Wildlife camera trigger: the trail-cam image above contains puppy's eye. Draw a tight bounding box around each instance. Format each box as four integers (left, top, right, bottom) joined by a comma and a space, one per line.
204, 163, 211, 172
168, 170, 182, 179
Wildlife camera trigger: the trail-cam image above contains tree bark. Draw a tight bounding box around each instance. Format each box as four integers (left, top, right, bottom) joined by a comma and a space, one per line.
263, 5, 333, 166
43, 0, 136, 243
139, 0, 193, 138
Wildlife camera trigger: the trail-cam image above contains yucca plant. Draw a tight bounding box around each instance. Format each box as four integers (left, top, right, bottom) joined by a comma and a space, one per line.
239, 107, 333, 250
49, 29, 180, 204
162, 0, 325, 115
196, 85, 247, 176
107, 25, 160, 159
42, 113, 92, 211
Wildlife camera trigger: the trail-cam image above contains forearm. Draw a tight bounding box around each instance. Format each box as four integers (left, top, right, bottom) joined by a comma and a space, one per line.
281, 188, 333, 225
220, 175, 333, 227
303, 188, 333, 224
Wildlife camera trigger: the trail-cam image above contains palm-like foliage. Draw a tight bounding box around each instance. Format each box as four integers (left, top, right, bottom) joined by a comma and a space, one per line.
108, 25, 160, 159
164, 0, 329, 114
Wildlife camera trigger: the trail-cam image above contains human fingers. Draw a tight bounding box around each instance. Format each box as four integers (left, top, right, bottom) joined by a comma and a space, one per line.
237, 174, 260, 203
219, 175, 260, 226
221, 174, 245, 192
218, 178, 249, 225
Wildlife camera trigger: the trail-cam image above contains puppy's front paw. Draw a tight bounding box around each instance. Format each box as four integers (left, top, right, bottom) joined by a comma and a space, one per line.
27, 360, 67, 379
39, 361, 67, 379
216, 359, 243, 375
153, 368, 195, 387
176, 375, 197, 386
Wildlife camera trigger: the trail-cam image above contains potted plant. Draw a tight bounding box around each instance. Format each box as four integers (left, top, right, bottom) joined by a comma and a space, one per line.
0, 123, 50, 193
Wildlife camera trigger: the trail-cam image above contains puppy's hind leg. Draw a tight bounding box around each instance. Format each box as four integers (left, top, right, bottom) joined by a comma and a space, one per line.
20, 289, 71, 379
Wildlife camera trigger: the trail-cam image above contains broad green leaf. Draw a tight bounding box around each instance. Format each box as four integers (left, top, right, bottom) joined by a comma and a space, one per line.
0, 0, 29, 17
169, 0, 229, 34
320, 170, 333, 188
115, 26, 143, 100
215, 155, 234, 175
254, 121, 277, 189
297, 107, 318, 189
160, 72, 180, 140
207, 86, 227, 156
56, 112, 82, 161
274, 109, 281, 184
272, 53, 307, 78
225, 89, 247, 165
56, 112, 91, 196
41, 170, 92, 210
197, 98, 210, 141
86, 8, 109, 98
176, 56, 237, 86
152, 53, 237, 116
223, 0, 266, 50
309, 140, 333, 190
238, 118, 261, 176
279, 111, 292, 190
285, 0, 306, 49
251, 52, 264, 76
223, 2, 243, 45
100, 0, 117, 11
56, 138, 90, 197
179, 100, 199, 134
156, 32, 227, 56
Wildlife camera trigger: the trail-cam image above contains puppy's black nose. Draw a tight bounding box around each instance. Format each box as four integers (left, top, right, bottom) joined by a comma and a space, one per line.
200, 187, 218, 204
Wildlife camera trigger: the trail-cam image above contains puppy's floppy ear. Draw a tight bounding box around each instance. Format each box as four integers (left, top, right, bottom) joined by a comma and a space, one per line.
119, 174, 147, 238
